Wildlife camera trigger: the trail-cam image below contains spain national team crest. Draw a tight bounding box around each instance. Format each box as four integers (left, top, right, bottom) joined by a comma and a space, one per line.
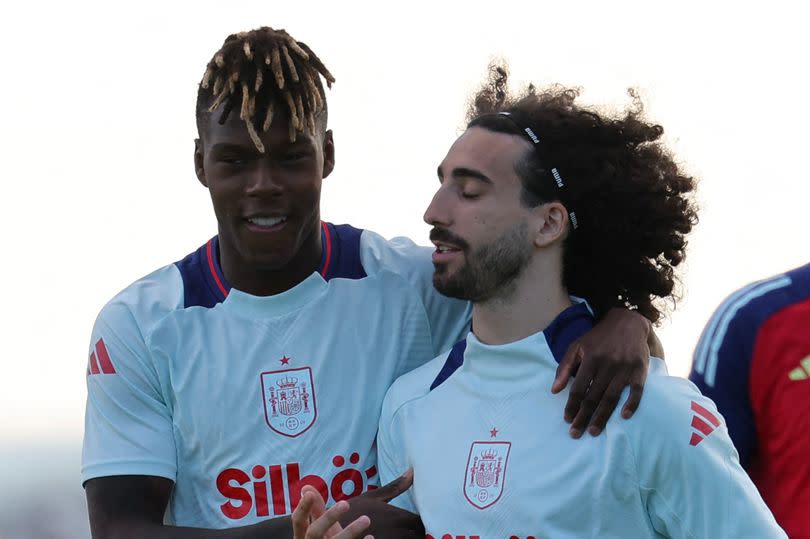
463, 441, 511, 509
260, 367, 317, 437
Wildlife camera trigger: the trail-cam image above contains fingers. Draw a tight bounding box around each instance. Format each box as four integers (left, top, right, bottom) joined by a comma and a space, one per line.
552, 343, 583, 393
583, 377, 627, 436
563, 352, 597, 432
621, 374, 646, 420
292, 490, 318, 539
363, 468, 413, 502
305, 500, 369, 539
294, 485, 374, 539
334, 515, 372, 539
303, 486, 342, 535
306, 500, 349, 537
302, 485, 327, 518
566, 362, 611, 438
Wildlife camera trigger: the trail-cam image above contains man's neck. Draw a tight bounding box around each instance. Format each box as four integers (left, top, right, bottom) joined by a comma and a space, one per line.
471, 258, 572, 346
219, 230, 323, 297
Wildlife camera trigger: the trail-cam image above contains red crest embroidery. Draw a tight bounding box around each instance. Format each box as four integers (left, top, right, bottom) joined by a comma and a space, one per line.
463, 441, 511, 509
260, 367, 317, 437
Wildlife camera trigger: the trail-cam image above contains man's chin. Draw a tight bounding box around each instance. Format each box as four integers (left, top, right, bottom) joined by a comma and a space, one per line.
244, 251, 297, 272
236, 232, 297, 266
432, 274, 472, 301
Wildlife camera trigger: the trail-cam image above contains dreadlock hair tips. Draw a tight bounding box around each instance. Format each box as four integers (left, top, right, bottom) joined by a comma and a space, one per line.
271, 46, 284, 89
196, 26, 334, 151
254, 68, 263, 92
262, 102, 275, 132
240, 82, 251, 120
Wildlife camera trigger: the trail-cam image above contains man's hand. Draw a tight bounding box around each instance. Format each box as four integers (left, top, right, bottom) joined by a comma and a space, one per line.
292, 486, 372, 539
340, 470, 424, 539
552, 308, 653, 438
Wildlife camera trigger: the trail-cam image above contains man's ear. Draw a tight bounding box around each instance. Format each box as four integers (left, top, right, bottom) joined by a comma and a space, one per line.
194, 138, 208, 188
534, 202, 569, 248
322, 129, 335, 179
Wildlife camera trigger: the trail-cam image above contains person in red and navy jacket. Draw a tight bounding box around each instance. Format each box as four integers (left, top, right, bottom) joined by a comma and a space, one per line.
690, 262, 810, 538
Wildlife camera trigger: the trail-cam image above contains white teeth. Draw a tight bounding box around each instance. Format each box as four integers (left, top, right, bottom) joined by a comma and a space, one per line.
249, 216, 287, 227
437, 245, 456, 253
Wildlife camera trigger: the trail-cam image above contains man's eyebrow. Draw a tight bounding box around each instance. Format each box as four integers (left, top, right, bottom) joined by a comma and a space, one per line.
284, 138, 315, 148
209, 140, 313, 155
450, 166, 493, 184
437, 165, 493, 184
209, 143, 254, 153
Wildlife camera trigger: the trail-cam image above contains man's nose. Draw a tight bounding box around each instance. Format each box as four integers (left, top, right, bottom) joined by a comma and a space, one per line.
424, 187, 452, 226
245, 162, 282, 196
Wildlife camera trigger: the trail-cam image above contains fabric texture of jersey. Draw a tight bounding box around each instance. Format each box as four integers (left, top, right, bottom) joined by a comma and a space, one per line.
82, 223, 471, 528
690, 262, 810, 538
379, 302, 786, 539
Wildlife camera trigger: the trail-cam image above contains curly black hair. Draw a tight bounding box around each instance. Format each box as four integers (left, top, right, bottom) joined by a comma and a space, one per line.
467, 64, 698, 323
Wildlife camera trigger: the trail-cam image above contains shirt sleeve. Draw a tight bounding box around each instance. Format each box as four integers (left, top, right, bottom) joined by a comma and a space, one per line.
633, 381, 786, 538
377, 384, 417, 513
81, 300, 177, 484
747, 301, 810, 537
689, 304, 758, 468
359, 230, 472, 356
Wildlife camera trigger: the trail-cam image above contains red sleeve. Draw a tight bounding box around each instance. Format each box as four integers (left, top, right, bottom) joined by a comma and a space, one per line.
748, 297, 810, 538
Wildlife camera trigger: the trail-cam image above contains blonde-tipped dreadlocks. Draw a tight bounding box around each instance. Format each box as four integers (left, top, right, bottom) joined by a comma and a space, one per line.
197, 27, 335, 152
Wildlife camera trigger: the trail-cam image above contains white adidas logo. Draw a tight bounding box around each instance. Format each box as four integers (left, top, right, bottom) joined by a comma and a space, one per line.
788, 356, 810, 381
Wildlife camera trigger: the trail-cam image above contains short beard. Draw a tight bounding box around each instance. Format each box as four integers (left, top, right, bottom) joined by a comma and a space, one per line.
433, 222, 532, 303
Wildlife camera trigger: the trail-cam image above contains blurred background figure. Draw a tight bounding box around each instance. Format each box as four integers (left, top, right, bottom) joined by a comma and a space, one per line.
690, 262, 810, 538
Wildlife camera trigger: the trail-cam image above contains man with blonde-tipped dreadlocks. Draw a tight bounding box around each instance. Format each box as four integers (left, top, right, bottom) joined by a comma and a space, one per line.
200, 27, 333, 151
81, 26, 659, 538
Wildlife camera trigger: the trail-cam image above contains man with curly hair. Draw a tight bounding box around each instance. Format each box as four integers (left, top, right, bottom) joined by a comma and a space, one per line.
369, 67, 784, 538
81, 29, 662, 539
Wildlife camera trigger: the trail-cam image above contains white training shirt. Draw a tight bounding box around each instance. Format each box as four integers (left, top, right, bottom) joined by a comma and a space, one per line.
82, 223, 471, 528
378, 302, 787, 539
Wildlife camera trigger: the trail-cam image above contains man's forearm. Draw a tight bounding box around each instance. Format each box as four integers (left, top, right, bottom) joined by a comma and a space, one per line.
95, 516, 291, 539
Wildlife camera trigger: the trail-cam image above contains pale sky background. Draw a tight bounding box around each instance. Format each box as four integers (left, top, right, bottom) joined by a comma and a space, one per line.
1, 0, 808, 536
